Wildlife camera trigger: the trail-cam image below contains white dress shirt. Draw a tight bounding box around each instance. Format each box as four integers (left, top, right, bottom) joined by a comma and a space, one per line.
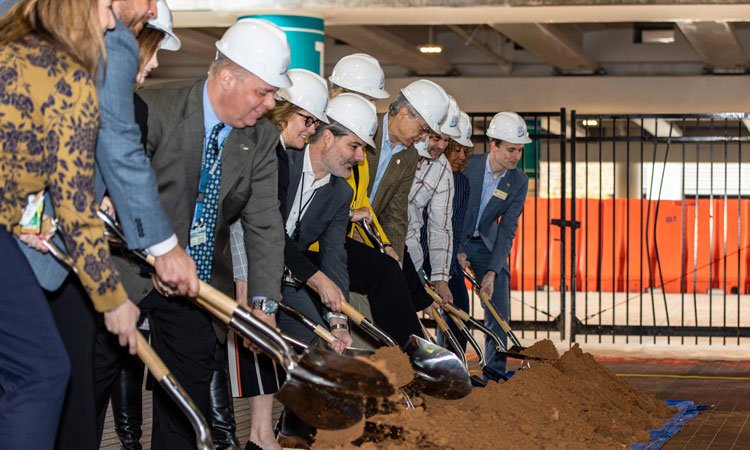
285, 145, 331, 237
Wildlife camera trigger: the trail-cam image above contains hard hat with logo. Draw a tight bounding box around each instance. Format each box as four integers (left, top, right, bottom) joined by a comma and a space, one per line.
452, 111, 474, 148
439, 95, 461, 138
147, 0, 181, 51
486, 111, 532, 144
325, 93, 378, 148
400, 79, 449, 135
329, 53, 390, 100
277, 69, 329, 124
215, 18, 292, 88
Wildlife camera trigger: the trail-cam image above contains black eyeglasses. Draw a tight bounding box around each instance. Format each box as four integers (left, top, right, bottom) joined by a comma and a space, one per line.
297, 112, 320, 128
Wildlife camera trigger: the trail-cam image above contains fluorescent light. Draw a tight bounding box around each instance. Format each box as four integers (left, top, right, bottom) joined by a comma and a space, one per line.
582, 119, 599, 127
418, 45, 443, 54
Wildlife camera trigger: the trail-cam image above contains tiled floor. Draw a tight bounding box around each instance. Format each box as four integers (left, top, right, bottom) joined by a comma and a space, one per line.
99, 358, 750, 449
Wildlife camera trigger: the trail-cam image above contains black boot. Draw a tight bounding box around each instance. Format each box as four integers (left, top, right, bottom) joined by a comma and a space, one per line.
110, 354, 145, 450
209, 342, 241, 449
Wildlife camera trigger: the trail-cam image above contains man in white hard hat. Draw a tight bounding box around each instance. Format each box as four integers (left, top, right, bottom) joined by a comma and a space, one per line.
405, 96, 461, 306
457, 111, 531, 380
329, 53, 390, 102
94, 19, 290, 450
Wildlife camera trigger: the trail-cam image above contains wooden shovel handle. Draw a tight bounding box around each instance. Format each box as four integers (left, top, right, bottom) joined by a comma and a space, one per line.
479, 292, 512, 334
431, 306, 450, 332
340, 301, 366, 325
423, 285, 443, 304
446, 309, 468, 332
136, 332, 168, 382
442, 303, 471, 322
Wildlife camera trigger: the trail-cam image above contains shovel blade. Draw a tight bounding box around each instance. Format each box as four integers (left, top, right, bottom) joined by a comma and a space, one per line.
403, 335, 472, 400
277, 377, 364, 430
297, 344, 394, 398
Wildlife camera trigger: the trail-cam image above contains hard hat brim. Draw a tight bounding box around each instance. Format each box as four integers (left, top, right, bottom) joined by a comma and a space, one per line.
452, 136, 474, 147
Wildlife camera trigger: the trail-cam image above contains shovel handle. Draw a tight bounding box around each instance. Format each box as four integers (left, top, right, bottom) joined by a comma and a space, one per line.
431, 306, 450, 332
479, 292, 512, 335
442, 303, 471, 322
423, 285, 443, 305
136, 332, 168, 382
340, 300, 366, 325
446, 309, 469, 332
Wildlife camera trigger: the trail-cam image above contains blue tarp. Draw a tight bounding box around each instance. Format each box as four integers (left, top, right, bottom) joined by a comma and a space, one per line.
632, 400, 708, 450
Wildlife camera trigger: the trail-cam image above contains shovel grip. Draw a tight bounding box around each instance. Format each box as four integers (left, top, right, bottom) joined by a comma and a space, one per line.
446, 310, 468, 332
424, 285, 443, 304
479, 292, 512, 334
314, 325, 337, 343
136, 332, 168, 382
341, 301, 366, 325
431, 307, 450, 332
442, 303, 471, 322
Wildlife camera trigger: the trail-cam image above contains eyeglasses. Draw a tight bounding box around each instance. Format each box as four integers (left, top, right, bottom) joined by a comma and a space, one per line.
297, 112, 320, 129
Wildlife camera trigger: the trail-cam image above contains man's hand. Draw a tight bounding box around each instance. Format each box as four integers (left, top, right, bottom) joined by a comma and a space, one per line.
480, 270, 496, 300
384, 245, 400, 262
328, 320, 353, 354
99, 196, 116, 217
235, 280, 248, 306
433, 280, 454, 305
104, 300, 140, 355
153, 245, 199, 298
457, 252, 469, 270
18, 214, 57, 253
350, 207, 372, 223
307, 271, 343, 312
241, 303, 278, 353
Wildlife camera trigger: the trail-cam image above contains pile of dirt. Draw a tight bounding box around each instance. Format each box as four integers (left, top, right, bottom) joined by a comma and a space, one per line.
521, 338, 560, 360
313, 343, 675, 449
364, 346, 415, 389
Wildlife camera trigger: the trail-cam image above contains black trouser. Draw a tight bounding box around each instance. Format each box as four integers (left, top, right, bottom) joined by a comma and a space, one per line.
47, 276, 98, 450
344, 239, 425, 347
95, 289, 217, 450
401, 248, 435, 312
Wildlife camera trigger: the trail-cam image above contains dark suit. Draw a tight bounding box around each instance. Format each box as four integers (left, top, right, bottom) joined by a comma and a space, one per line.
277, 146, 352, 343
459, 153, 528, 375
100, 78, 284, 450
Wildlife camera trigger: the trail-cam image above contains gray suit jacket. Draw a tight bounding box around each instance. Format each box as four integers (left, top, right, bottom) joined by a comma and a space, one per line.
367, 114, 419, 260
459, 153, 529, 276
284, 147, 352, 297
115, 79, 284, 314
17, 17, 174, 291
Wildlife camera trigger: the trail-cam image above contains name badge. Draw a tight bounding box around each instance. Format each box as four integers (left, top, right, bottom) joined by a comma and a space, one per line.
493, 189, 508, 200
190, 224, 207, 247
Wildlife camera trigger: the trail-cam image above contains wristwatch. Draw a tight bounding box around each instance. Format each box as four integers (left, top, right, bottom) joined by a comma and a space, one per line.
251, 296, 279, 315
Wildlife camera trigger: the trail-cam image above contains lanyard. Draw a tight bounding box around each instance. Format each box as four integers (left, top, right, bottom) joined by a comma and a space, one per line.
292, 173, 318, 242
191, 137, 225, 228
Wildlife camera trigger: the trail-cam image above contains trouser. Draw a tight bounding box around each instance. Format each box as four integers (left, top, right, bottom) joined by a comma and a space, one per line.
0, 229, 70, 450
436, 274, 472, 352
95, 289, 217, 450
464, 239, 510, 376
401, 248, 434, 312
47, 276, 99, 450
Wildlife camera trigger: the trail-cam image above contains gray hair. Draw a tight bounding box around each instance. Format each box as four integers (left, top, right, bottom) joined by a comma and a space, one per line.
388, 92, 419, 118
208, 52, 247, 81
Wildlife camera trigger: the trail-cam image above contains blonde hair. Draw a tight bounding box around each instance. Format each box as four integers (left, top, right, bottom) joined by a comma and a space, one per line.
0, 0, 106, 76
445, 140, 473, 172
137, 27, 164, 75
263, 100, 300, 133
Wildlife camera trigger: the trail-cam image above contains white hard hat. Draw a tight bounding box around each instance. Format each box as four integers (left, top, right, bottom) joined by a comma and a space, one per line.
414, 138, 431, 158
439, 95, 461, 138
147, 0, 181, 51
215, 18, 292, 88
277, 69, 329, 124
329, 53, 389, 99
325, 93, 378, 148
452, 111, 474, 148
486, 111, 532, 144
400, 79, 449, 135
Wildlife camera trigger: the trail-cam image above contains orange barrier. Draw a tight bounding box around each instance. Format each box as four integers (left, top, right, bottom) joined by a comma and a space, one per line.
510, 198, 549, 290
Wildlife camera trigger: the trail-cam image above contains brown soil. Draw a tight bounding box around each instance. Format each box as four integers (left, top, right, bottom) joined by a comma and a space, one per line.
521, 338, 560, 360
313, 343, 675, 449
364, 346, 415, 389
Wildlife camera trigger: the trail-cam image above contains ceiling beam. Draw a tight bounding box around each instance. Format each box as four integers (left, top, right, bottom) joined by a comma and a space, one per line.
326, 25, 455, 75
676, 21, 747, 72
489, 23, 598, 73
633, 118, 684, 137
447, 25, 512, 75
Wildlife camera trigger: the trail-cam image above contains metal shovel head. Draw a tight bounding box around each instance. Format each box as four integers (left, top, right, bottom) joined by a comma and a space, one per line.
297, 342, 394, 398
277, 375, 364, 430
403, 334, 472, 400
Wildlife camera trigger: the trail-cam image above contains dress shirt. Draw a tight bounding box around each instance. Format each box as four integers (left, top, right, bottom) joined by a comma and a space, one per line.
473, 156, 507, 236
405, 154, 454, 281
285, 145, 331, 237
369, 114, 407, 199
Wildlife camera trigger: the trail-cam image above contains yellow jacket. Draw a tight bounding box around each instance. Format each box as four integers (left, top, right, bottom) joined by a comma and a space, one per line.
309, 151, 389, 251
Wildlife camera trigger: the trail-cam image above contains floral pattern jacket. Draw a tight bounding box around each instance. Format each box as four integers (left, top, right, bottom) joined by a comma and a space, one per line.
0, 37, 127, 312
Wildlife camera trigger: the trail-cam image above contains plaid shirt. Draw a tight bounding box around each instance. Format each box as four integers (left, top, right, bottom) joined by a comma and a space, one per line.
405, 154, 454, 282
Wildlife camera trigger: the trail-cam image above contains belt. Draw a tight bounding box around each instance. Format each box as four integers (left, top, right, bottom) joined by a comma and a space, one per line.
469, 235, 482, 241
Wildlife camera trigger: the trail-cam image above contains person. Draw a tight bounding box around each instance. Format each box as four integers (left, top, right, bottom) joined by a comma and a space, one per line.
228, 68, 330, 450
276, 92, 376, 449
405, 96, 461, 305
0, 1, 136, 449
104, 2, 183, 449
328, 53, 390, 102
457, 111, 531, 380
95, 18, 290, 450
423, 111, 474, 350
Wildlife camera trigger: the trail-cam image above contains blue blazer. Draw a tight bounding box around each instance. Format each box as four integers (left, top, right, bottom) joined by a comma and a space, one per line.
16, 18, 174, 290
459, 153, 529, 276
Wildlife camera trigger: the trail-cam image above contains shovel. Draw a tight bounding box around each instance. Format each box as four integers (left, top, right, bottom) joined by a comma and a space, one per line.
41, 240, 217, 450
283, 266, 472, 400
461, 267, 525, 352
97, 213, 393, 429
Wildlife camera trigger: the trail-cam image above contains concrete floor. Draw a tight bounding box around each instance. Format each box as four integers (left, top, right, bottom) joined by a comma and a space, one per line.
98, 357, 750, 449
